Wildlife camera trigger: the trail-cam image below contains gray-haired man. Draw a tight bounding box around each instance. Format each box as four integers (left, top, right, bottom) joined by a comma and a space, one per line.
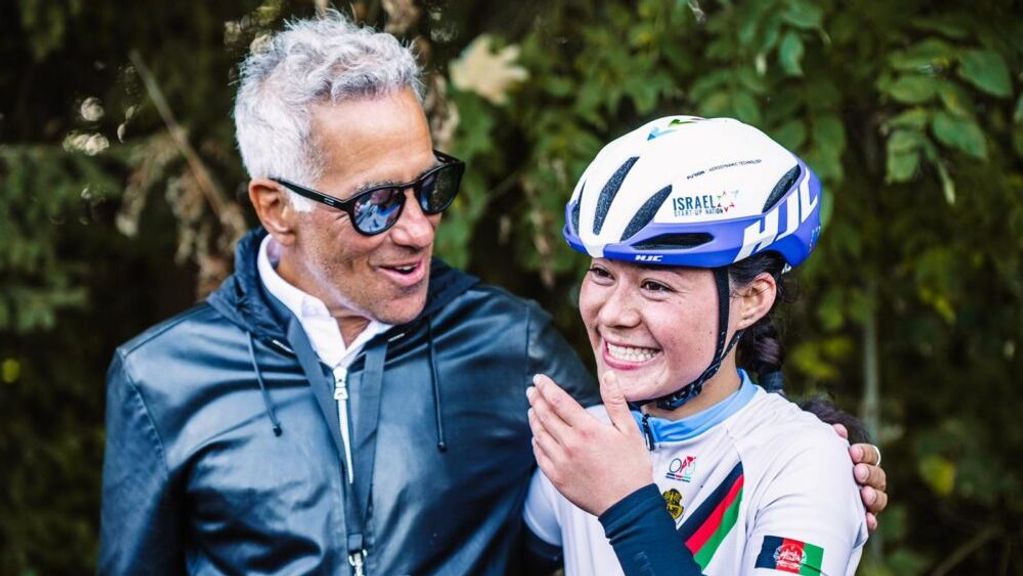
99, 11, 886, 575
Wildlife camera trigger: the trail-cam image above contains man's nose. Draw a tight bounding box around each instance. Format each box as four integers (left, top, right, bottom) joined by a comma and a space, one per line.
389, 188, 435, 248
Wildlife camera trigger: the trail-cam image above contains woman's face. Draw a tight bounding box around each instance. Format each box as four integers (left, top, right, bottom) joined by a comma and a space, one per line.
579, 258, 734, 404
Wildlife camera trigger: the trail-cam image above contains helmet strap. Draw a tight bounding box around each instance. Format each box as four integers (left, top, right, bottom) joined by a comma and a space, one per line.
639, 266, 744, 411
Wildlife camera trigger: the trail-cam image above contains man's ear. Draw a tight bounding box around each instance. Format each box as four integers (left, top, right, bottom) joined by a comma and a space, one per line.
248, 178, 298, 246
735, 272, 777, 330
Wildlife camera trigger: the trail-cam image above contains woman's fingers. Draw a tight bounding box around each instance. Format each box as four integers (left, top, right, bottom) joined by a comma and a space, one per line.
533, 374, 591, 428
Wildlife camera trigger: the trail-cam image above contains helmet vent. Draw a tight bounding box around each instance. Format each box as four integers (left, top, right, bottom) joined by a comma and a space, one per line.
620, 185, 673, 241
761, 164, 802, 213
571, 185, 583, 233
593, 157, 639, 235
633, 232, 713, 250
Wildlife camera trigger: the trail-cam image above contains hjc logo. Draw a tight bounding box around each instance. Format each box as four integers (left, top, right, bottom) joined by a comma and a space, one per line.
634, 254, 663, 262
735, 175, 818, 262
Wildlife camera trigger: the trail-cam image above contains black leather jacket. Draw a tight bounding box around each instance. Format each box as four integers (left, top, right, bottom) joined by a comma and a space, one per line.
99, 229, 598, 575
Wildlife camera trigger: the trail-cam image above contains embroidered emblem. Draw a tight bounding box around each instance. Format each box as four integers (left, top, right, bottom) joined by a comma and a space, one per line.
662, 488, 685, 519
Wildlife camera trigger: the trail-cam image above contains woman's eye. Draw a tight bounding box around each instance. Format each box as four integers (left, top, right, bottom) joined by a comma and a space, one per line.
642, 281, 671, 293
588, 266, 612, 280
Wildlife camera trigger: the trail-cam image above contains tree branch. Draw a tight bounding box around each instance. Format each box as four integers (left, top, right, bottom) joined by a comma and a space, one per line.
931, 524, 1001, 576
128, 50, 235, 228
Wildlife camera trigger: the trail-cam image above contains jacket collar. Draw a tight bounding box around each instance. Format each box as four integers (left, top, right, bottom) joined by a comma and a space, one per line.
206, 228, 480, 343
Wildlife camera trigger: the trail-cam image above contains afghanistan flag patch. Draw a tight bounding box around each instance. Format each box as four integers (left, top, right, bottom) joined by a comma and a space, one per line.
754, 535, 824, 574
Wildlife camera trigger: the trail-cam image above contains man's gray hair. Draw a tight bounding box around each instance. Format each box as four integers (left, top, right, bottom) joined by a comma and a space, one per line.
234, 10, 422, 210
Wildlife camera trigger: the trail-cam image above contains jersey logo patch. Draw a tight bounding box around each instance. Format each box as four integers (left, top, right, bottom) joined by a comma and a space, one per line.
665, 455, 696, 482
661, 488, 684, 519
754, 535, 824, 574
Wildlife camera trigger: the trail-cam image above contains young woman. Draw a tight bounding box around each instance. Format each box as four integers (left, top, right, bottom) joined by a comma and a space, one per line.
525, 116, 871, 575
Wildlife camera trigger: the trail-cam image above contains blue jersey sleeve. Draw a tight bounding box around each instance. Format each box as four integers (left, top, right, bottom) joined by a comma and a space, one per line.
598, 484, 707, 576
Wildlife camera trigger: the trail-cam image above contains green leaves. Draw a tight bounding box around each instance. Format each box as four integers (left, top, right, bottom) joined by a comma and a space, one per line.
878, 27, 1017, 212
886, 75, 939, 104
771, 119, 807, 150
918, 454, 957, 497
0, 146, 118, 333
4, 2, 1023, 575
931, 111, 987, 159
958, 49, 1013, 98
780, 0, 823, 30
885, 129, 926, 182
889, 38, 956, 72
778, 30, 805, 76
807, 115, 846, 182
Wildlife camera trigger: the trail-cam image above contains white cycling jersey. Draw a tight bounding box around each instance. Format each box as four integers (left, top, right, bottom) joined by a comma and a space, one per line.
525, 372, 868, 576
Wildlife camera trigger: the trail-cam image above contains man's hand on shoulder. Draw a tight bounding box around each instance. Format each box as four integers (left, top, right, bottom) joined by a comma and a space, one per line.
834, 423, 888, 533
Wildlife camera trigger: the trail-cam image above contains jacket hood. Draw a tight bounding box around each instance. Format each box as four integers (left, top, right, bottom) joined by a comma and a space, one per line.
206, 228, 480, 341
207, 227, 481, 447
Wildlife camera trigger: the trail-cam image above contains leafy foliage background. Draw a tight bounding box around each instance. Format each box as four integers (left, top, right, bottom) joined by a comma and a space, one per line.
2, 0, 1022, 574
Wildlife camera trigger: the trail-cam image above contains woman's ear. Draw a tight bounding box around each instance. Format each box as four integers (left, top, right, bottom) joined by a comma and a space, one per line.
735, 272, 777, 330
248, 178, 298, 246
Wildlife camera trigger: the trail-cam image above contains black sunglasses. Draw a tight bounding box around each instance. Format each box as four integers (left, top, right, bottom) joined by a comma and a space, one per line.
271, 150, 465, 236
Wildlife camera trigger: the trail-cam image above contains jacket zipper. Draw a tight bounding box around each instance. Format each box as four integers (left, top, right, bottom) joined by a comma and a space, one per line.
333, 367, 355, 484
642, 413, 655, 451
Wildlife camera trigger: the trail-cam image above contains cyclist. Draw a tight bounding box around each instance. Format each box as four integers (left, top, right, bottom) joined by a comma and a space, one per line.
525, 115, 869, 575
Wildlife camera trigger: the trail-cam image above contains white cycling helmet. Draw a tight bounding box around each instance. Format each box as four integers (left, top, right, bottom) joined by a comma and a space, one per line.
563, 115, 823, 408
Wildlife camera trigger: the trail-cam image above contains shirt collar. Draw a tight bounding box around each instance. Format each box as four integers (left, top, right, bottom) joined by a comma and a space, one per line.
257, 234, 391, 368
632, 369, 759, 443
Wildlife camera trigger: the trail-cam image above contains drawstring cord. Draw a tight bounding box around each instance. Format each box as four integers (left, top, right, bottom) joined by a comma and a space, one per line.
426, 318, 447, 452
248, 332, 283, 436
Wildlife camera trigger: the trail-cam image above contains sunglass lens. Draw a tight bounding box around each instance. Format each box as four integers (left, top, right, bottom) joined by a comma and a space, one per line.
354, 189, 404, 234
419, 165, 460, 214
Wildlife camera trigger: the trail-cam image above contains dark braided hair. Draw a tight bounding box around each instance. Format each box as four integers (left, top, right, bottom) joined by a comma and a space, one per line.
728, 252, 871, 442
727, 251, 790, 392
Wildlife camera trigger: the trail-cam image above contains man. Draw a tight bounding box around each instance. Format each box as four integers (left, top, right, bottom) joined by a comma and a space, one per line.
99, 12, 885, 575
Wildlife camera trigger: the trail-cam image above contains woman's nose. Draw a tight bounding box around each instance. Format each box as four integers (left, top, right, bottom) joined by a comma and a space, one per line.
598, 285, 642, 328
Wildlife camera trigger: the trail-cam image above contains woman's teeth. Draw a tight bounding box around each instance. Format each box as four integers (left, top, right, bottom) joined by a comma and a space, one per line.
607, 342, 659, 362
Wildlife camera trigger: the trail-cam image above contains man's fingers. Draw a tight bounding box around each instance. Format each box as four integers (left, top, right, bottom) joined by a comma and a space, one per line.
599, 372, 636, 436
854, 462, 888, 496
872, 489, 888, 516
866, 512, 878, 534
832, 423, 849, 440
850, 443, 881, 466
860, 484, 889, 516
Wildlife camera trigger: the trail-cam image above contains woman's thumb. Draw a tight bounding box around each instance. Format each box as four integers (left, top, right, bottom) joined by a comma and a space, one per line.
600, 371, 633, 432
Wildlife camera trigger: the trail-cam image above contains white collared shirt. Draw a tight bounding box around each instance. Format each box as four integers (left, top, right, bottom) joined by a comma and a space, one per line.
257, 234, 391, 372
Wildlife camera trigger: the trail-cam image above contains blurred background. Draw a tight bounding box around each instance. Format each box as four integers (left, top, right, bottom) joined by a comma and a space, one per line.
2, 0, 1022, 574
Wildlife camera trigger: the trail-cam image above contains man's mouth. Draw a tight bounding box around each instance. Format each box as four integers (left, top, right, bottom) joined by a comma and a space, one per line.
378, 259, 428, 287
387, 264, 417, 274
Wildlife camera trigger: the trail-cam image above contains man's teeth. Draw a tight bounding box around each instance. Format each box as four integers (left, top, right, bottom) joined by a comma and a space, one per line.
391, 264, 415, 273
607, 343, 659, 362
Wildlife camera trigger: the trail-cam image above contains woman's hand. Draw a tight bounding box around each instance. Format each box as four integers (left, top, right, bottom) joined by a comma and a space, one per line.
527, 371, 652, 517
